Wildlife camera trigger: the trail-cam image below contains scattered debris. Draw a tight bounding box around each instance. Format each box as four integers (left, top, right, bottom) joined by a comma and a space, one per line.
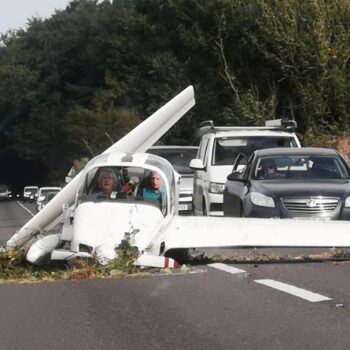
1, 245, 350, 284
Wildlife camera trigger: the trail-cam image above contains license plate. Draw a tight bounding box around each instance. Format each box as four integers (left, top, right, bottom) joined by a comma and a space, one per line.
179, 204, 189, 211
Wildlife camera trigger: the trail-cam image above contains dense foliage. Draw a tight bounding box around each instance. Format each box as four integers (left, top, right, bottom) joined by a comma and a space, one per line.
1, 0, 350, 189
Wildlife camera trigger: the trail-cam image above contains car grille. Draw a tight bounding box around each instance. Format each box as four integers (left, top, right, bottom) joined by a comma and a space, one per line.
179, 192, 192, 198
282, 197, 339, 217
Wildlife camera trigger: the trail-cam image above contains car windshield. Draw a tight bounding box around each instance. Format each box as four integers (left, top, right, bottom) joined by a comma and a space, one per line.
212, 136, 297, 166
41, 189, 60, 196
25, 187, 38, 194
147, 148, 198, 174
44, 192, 58, 203
253, 155, 349, 180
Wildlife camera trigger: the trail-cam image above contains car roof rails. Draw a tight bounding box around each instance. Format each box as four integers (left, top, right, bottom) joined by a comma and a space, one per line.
197, 118, 297, 136
198, 120, 215, 134
265, 118, 297, 131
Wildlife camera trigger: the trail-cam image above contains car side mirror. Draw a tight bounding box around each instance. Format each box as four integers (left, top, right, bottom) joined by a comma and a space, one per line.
189, 158, 205, 170
227, 172, 245, 181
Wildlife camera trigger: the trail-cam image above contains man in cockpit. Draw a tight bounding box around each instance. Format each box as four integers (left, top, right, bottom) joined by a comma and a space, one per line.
143, 171, 165, 201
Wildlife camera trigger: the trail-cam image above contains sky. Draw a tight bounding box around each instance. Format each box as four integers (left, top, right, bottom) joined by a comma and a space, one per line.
0, 0, 71, 34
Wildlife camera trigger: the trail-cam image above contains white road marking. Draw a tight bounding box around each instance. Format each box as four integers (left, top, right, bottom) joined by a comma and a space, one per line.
255, 279, 332, 302
16, 201, 35, 217
209, 263, 247, 275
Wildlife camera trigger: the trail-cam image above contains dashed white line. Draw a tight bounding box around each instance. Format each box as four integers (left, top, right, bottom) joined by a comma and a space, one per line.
255, 279, 332, 302
208, 263, 332, 303
16, 201, 35, 217
208, 263, 247, 275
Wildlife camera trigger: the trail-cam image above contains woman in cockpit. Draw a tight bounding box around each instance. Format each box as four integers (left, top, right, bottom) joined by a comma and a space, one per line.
95, 168, 118, 198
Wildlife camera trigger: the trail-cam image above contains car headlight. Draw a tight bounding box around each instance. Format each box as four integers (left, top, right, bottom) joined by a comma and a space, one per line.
251, 192, 275, 208
209, 182, 225, 194
345, 196, 350, 208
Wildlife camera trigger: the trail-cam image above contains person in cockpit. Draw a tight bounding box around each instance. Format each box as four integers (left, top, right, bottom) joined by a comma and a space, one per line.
142, 171, 165, 201
95, 168, 118, 198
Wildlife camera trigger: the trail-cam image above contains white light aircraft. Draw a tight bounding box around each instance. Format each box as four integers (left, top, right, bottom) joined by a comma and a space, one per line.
6, 86, 350, 268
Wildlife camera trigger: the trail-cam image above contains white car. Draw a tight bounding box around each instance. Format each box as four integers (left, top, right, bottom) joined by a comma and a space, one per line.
147, 146, 198, 214
36, 187, 61, 212
23, 186, 39, 202
0, 185, 12, 200
190, 119, 301, 216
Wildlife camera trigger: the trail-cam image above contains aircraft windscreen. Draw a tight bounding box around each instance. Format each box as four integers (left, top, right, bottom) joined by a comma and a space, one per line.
77, 166, 168, 214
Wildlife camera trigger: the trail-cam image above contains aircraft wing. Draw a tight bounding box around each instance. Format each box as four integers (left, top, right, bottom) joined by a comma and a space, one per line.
105, 85, 195, 154
6, 86, 195, 249
163, 216, 350, 252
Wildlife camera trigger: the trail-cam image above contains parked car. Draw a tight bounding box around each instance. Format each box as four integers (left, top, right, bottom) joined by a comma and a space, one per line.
147, 146, 199, 214
190, 119, 301, 216
23, 186, 39, 202
0, 185, 12, 200
37, 191, 60, 212
36, 187, 62, 212
223, 147, 350, 220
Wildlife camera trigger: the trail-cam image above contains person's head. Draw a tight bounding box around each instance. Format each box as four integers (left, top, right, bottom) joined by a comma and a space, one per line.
150, 171, 163, 191
98, 168, 117, 195
262, 159, 277, 175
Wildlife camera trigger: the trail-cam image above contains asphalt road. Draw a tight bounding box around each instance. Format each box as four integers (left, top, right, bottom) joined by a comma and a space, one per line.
0, 200, 36, 243
1, 200, 350, 350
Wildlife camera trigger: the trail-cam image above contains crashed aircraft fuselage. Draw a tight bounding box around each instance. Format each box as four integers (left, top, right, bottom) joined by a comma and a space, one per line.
27, 153, 179, 265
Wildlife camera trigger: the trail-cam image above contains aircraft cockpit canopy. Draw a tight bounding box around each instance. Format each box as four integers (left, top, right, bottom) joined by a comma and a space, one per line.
76, 160, 175, 215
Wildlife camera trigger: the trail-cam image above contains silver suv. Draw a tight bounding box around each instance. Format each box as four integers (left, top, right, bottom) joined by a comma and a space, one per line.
36, 187, 61, 212
190, 119, 301, 216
